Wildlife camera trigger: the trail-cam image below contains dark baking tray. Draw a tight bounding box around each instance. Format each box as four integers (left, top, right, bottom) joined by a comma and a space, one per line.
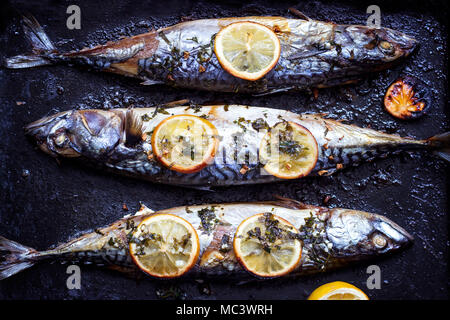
0, 0, 448, 300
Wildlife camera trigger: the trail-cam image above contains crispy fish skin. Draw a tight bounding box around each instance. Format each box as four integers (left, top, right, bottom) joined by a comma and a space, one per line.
0, 199, 413, 280
25, 105, 449, 187
5, 15, 417, 94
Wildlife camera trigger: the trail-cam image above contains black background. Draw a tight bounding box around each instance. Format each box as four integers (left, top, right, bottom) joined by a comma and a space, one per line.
0, 0, 448, 300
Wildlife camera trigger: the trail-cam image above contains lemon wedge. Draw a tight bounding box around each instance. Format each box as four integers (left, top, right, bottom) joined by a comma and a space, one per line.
308, 281, 370, 300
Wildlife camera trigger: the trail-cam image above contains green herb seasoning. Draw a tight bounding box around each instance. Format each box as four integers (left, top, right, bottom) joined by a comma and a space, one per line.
219, 234, 231, 253
233, 117, 250, 132
128, 231, 163, 256
156, 285, 187, 300
276, 123, 307, 159
157, 107, 170, 115
186, 36, 199, 43
251, 118, 269, 131
297, 213, 332, 270
245, 212, 300, 254
197, 207, 219, 233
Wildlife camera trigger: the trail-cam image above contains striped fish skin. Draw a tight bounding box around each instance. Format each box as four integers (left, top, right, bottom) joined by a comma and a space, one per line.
5, 16, 417, 94
26, 105, 435, 187
0, 199, 413, 280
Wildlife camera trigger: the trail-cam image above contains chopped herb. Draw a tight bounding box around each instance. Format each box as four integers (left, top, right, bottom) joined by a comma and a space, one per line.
267, 122, 308, 159
233, 117, 250, 132
157, 107, 170, 115
219, 234, 231, 253
251, 118, 269, 131
186, 36, 198, 43
197, 207, 218, 233
297, 213, 333, 270
156, 285, 187, 300
108, 237, 115, 246
245, 212, 299, 254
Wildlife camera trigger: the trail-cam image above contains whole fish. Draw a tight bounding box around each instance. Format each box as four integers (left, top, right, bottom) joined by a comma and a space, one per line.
25, 104, 450, 188
0, 198, 413, 280
5, 14, 417, 94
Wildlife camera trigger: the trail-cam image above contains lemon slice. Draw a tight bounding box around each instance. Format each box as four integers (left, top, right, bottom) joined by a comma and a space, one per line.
308, 281, 370, 300
151, 115, 219, 173
233, 213, 302, 278
259, 121, 318, 179
214, 21, 281, 81
129, 214, 200, 278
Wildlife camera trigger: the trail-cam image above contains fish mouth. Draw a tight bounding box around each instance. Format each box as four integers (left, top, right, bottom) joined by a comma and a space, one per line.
24, 111, 71, 138
24, 111, 75, 157
397, 35, 418, 57
384, 28, 418, 58
373, 215, 414, 249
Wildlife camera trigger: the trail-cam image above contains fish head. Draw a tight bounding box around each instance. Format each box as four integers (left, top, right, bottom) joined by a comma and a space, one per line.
25, 110, 123, 159
325, 208, 413, 259
338, 25, 417, 65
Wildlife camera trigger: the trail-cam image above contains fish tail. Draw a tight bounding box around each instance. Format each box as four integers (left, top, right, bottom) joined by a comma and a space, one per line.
4, 14, 57, 69
427, 132, 450, 162
0, 236, 41, 280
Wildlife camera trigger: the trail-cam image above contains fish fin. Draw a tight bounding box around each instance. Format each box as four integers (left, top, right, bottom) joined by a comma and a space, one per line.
252, 87, 295, 96
21, 14, 56, 52
162, 99, 191, 107
124, 109, 144, 147
178, 184, 214, 192
0, 236, 39, 280
288, 7, 312, 20
4, 54, 53, 68
427, 132, 450, 162
301, 112, 330, 118
140, 79, 164, 86
272, 195, 323, 210
135, 204, 155, 215
4, 14, 57, 69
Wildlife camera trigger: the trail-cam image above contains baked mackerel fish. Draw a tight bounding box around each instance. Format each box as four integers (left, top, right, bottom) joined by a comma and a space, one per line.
25, 104, 450, 188
0, 198, 412, 280
4, 14, 417, 94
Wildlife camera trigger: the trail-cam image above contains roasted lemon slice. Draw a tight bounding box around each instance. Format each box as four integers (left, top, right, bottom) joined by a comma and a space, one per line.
233, 213, 302, 278
259, 121, 318, 179
214, 21, 281, 81
308, 281, 369, 300
384, 76, 430, 120
129, 214, 200, 278
151, 115, 219, 173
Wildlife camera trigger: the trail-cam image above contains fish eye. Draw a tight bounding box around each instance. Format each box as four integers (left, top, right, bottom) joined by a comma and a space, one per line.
372, 233, 387, 248
53, 132, 67, 147
378, 41, 395, 55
